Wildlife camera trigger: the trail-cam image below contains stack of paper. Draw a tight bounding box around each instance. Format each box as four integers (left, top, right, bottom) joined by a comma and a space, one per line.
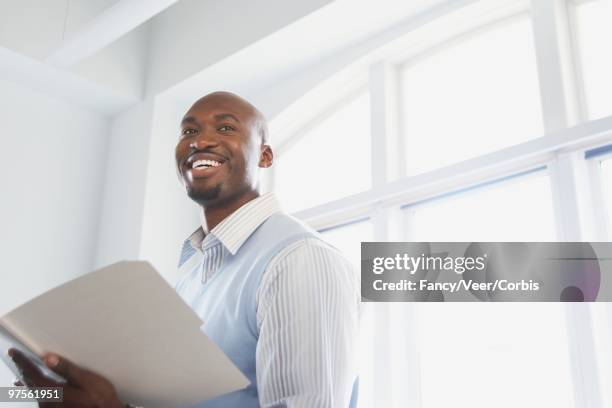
0, 261, 248, 408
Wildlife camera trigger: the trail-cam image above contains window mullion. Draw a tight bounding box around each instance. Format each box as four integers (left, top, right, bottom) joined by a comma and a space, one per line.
369, 61, 401, 187
530, 0, 577, 131
548, 152, 586, 240
369, 61, 423, 408
586, 158, 610, 240
565, 0, 590, 122
549, 151, 604, 408
564, 303, 604, 408
532, 4, 602, 408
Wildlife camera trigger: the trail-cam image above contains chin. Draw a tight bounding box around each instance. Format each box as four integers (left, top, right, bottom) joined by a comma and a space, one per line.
186, 183, 222, 203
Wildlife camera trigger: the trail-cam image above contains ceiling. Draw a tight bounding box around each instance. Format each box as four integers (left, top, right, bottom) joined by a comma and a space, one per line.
0, 0, 465, 116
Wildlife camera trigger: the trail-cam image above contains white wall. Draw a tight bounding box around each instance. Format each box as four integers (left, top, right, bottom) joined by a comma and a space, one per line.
95, 101, 154, 268
0, 79, 109, 310
0, 79, 110, 388
138, 97, 199, 284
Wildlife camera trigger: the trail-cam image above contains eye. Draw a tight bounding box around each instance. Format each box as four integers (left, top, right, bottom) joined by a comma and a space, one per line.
181, 128, 197, 137
218, 125, 235, 132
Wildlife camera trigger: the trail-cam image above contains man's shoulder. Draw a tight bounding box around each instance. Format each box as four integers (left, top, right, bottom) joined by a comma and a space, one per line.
260, 211, 316, 235
245, 211, 317, 250
260, 212, 350, 264
272, 235, 353, 271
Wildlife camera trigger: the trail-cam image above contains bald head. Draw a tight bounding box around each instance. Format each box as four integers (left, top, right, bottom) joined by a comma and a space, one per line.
176, 90, 274, 212
190, 91, 269, 144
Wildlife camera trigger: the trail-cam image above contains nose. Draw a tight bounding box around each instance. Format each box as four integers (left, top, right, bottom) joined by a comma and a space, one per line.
189, 129, 219, 151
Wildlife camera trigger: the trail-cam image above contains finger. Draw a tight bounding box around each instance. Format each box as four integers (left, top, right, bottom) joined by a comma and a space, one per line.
20, 373, 37, 389
9, 349, 60, 388
9, 349, 43, 378
42, 353, 87, 387
20, 368, 57, 388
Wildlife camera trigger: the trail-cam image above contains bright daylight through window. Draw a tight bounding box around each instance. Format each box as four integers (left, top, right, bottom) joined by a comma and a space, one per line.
400, 17, 543, 176
404, 171, 556, 242
573, 0, 612, 120
275, 92, 372, 213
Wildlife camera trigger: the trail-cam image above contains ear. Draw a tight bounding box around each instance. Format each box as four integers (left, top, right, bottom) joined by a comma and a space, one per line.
259, 144, 273, 168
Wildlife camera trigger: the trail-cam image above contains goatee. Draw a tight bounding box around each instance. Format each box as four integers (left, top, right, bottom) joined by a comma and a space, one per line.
187, 183, 222, 203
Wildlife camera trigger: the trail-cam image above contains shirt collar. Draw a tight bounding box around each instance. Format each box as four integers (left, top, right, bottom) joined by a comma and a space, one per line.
179, 192, 281, 266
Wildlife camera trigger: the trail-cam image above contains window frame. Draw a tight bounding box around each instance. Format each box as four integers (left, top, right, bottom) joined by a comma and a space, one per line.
585, 145, 612, 240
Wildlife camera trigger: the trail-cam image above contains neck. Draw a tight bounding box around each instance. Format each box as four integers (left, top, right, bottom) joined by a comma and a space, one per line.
201, 190, 260, 231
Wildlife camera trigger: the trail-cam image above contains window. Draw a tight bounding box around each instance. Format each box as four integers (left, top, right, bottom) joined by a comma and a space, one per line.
400, 17, 543, 176
401, 171, 570, 407
320, 219, 374, 268
404, 170, 556, 241
418, 303, 574, 408
275, 92, 372, 213
573, 0, 612, 120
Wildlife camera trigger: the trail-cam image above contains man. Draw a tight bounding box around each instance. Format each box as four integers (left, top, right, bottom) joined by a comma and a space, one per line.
10, 91, 360, 407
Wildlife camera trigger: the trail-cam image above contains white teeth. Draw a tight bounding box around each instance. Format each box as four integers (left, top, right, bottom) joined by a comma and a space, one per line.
192, 159, 222, 169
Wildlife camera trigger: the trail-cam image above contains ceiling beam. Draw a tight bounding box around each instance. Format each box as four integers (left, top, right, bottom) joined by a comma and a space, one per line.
45, 0, 179, 68
1, 47, 137, 116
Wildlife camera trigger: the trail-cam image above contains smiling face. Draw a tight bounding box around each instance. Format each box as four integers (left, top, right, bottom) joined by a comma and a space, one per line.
175, 92, 272, 209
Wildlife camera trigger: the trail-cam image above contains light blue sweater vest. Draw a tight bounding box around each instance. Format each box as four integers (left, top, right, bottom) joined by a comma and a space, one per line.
175, 212, 358, 407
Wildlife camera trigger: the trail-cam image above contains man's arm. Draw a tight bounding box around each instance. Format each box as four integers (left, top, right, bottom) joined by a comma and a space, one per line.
255, 238, 359, 407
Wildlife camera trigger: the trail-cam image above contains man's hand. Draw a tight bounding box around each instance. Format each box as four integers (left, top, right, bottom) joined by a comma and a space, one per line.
9, 348, 124, 408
